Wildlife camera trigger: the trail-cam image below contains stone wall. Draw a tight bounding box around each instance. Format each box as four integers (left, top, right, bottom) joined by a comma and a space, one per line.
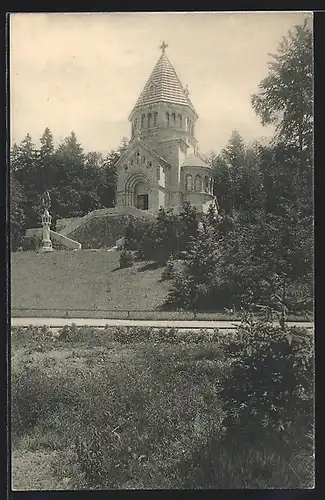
24, 228, 81, 250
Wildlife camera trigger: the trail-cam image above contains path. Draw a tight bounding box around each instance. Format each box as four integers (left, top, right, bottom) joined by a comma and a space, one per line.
11, 317, 314, 330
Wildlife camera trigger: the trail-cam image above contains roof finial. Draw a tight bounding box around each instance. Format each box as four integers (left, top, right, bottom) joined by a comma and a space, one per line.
159, 41, 168, 54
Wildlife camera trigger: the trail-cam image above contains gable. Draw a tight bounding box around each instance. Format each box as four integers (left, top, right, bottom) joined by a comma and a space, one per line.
118, 146, 156, 172
116, 138, 171, 171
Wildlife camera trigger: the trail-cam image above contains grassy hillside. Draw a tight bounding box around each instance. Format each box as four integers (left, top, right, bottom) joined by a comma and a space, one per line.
68, 214, 134, 249
11, 250, 170, 313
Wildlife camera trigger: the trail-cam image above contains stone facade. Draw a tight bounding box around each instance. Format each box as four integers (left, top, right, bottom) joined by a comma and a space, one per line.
115, 44, 216, 214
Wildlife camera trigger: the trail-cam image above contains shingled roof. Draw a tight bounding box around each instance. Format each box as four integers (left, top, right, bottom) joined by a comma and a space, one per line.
182, 153, 211, 169
130, 50, 197, 117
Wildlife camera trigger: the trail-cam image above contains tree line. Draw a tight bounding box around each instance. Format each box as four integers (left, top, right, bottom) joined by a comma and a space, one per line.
10, 129, 127, 250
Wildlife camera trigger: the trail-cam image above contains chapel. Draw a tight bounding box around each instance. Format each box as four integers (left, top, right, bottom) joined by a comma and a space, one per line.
115, 42, 216, 214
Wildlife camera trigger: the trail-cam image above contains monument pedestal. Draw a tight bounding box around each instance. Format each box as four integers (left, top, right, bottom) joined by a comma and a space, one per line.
39, 208, 54, 252
39, 240, 53, 252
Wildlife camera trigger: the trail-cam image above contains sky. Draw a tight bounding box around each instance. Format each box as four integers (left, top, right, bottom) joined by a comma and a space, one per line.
10, 11, 312, 156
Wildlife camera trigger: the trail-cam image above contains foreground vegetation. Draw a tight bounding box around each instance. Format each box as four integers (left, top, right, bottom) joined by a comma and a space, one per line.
11, 320, 314, 490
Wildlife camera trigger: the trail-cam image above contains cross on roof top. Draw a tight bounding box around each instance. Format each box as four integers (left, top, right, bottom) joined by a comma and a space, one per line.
159, 41, 168, 53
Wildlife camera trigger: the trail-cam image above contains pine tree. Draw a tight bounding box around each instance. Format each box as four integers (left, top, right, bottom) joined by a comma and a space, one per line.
178, 201, 199, 254
52, 132, 85, 217
10, 174, 26, 250
221, 130, 246, 213
212, 154, 232, 214
12, 134, 40, 228
38, 127, 55, 193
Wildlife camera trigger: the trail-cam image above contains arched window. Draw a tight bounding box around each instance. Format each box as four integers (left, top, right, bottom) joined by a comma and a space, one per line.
204, 176, 209, 193
136, 152, 140, 164
186, 117, 190, 131
166, 112, 170, 126
178, 114, 183, 129
209, 178, 213, 194
148, 113, 152, 128
157, 166, 160, 181
134, 118, 138, 131
153, 112, 158, 127
171, 113, 176, 126
186, 174, 193, 192
130, 159, 134, 166
195, 174, 202, 192
142, 156, 146, 163
141, 114, 145, 128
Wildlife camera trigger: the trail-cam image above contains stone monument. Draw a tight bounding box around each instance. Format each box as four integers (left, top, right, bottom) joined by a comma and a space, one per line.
40, 191, 53, 252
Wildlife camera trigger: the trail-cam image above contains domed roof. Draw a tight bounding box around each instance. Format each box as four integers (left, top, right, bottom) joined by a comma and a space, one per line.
130, 48, 197, 117
182, 153, 211, 168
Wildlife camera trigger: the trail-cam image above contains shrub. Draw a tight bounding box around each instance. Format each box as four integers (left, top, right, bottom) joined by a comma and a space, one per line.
22, 235, 41, 251
119, 249, 133, 268
161, 258, 176, 281
150, 327, 180, 344
111, 326, 151, 343
57, 323, 80, 342
11, 364, 67, 436
219, 318, 314, 453
11, 325, 54, 351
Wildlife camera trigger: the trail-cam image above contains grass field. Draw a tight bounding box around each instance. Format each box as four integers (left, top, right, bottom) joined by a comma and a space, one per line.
10, 250, 311, 321
11, 325, 314, 490
11, 250, 170, 313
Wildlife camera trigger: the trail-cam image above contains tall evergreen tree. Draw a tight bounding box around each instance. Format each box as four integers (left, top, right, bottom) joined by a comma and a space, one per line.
212, 154, 232, 214
178, 201, 199, 254
39, 127, 55, 193
51, 131, 85, 218
11, 134, 41, 227
100, 138, 129, 208
10, 174, 26, 250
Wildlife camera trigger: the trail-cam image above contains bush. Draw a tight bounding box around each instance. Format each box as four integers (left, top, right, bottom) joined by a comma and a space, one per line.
11, 364, 68, 436
119, 249, 133, 268
22, 235, 41, 251
57, 323, 80, 342
161, 258, 176, 281
11, 325, 54, 351
219, 318, 314, 453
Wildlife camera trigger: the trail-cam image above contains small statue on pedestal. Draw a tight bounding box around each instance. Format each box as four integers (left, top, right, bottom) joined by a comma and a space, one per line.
40, 190, 53, 252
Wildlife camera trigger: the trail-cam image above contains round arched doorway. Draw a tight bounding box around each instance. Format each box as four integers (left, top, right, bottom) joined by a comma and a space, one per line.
134, 180, 149, 210
124, 173, 150, 211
